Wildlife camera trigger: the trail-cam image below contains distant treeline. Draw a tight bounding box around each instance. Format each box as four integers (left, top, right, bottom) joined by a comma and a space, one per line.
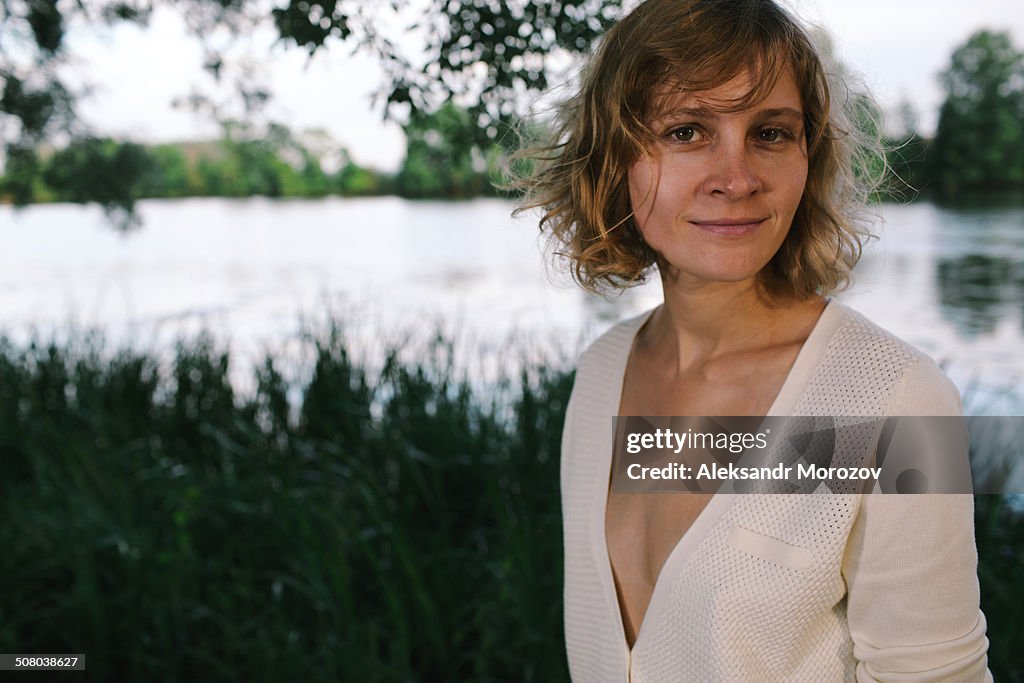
1, 30, 1022, 206
0, 106, 506, 206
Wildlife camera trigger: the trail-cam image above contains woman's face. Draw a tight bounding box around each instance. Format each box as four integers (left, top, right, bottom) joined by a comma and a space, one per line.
628, 68, 809, 291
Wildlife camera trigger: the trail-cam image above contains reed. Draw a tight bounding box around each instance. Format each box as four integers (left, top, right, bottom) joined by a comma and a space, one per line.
0, 329, 1019, 681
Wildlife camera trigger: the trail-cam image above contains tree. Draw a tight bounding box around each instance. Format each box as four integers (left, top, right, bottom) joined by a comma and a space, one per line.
931, 30, 1024, 195
145, 145, 197, 198
337, 150, 384, 196
1, 0, 624, 226
40, 137, 156, 229
396, 103, 498, 198
271, 0, 622, 130
882, 99, 930, 200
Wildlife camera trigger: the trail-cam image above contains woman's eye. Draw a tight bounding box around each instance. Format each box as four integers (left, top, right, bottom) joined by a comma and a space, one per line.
758, 128, 788, 143
670, 126, 700, 143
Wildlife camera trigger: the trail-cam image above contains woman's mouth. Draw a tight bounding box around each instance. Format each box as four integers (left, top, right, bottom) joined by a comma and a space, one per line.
689, 218, 767, 236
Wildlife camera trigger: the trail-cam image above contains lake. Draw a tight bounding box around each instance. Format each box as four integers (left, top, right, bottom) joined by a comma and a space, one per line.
1, 196, 1023, 414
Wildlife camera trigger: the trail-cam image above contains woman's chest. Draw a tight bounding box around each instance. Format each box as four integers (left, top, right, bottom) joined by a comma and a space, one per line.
618, 342, 802, 418
605, 490, 714, 644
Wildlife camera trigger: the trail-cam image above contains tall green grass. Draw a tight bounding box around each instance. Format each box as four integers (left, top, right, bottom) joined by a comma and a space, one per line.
0, 329, 571, 681
0, 329, 1020, 681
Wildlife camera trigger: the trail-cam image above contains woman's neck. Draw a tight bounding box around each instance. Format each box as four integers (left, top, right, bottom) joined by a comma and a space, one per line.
646, 275, 825, 368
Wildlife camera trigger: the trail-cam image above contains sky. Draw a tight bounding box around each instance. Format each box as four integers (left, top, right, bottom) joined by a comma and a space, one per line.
63, 0, 1024, 172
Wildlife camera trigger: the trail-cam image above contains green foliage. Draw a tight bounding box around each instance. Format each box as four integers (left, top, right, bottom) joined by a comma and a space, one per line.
975, 495, 1024, 681
337, 160, 382, 196
396, 103, 501, 198
0, 123, 417, 206
272, 0, 351, 54
27, 0, 64, 54
846, 92, 888, 197
0, 330, 1020, 679
0, 144, 42, 205
421, 0, 622, 128
265, 0, 622, 131
145, 144, 194, 197
0, 0, 623, 223
931, 30, 1024, 195
0, 107, 520, 203
882, 133, 931, 200
3, 0, 622, 138
0, 73, 72, 140
0, 329, 1021, 680
41, 137, 156, 229
0, 329, 575, 680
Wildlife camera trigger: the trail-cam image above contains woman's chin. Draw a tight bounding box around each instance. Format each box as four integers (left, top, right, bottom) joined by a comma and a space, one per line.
657, 260, 771, 289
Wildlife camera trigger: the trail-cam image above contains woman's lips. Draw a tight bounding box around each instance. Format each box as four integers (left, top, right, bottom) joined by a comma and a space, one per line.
690, 218, 767, 236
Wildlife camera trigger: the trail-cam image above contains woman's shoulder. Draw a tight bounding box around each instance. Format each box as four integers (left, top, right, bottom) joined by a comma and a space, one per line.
806, 301, 962, 416
575, 307, 655, 373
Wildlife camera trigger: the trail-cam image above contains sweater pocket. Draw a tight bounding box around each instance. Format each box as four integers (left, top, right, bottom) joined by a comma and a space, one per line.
726, 524, 815, 571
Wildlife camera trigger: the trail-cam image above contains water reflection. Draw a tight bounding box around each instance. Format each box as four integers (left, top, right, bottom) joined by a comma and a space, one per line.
930, 203, 1024, 338
936, 255, 1022, 337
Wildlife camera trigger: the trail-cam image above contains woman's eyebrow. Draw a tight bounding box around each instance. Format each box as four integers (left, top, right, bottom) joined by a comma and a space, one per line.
655, 107, 715, 122
654, 106, 805, 123
756, 107, 805, 121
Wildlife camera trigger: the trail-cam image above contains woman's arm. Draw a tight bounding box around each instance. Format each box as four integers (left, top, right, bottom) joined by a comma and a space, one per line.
844, 494, 990, 681
842, 359, 992, 682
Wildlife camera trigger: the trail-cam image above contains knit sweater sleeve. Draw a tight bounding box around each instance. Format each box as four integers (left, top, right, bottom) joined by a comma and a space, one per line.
841, 358, 992, 682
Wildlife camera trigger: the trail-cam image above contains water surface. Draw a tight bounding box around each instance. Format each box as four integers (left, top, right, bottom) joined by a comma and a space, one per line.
2, 196, 1022, 412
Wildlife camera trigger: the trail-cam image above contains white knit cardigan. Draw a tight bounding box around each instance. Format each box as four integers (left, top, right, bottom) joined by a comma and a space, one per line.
561, 300, 992, 682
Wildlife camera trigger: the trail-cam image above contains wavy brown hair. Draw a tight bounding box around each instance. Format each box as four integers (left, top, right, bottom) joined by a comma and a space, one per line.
512, 0, 883, 299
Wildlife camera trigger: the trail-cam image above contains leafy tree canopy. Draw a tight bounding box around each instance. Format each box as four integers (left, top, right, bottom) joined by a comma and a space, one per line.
396, 102, 502, 198
10, 2, 1021, 217
1, 0, 624, 223
931, 30, 1024, 194
273, 1, 622, 126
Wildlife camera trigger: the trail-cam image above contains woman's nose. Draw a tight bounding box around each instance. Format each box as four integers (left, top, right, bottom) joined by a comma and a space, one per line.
701, 143, 764, 198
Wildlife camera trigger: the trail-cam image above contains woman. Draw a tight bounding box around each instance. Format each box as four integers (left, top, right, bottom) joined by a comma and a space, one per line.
515, 0, 992, 680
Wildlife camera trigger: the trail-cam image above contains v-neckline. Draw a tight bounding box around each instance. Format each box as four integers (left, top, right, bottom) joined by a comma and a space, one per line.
598, 298, 839, 656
